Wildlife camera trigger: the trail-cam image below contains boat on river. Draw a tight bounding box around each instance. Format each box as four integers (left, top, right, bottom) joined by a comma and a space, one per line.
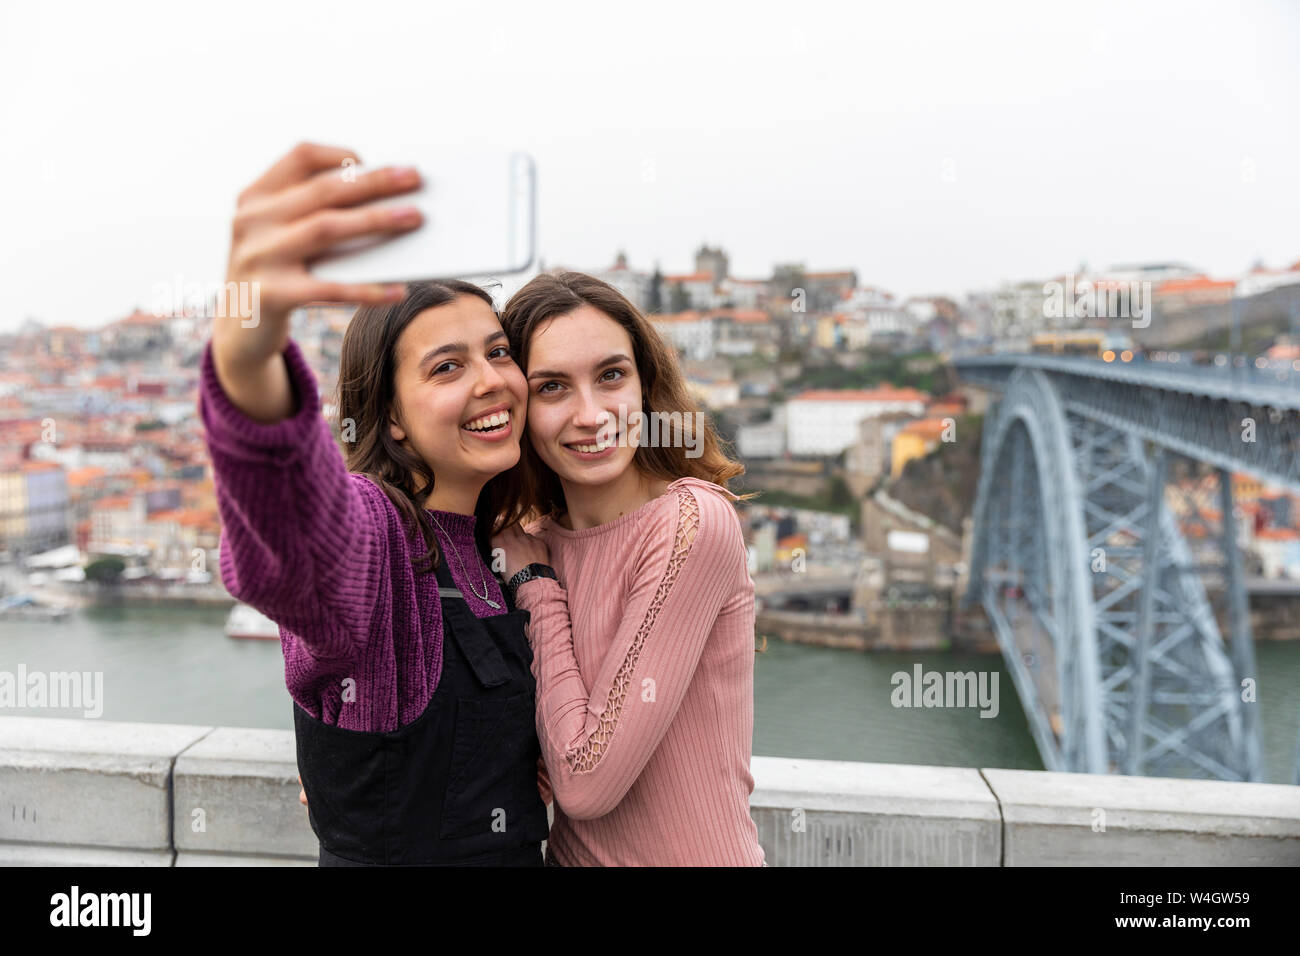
224, 603, 281, 640
0, 594, 71, 622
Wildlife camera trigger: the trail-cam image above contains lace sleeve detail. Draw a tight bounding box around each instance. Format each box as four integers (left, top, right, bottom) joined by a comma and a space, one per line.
564, 487, 701, 773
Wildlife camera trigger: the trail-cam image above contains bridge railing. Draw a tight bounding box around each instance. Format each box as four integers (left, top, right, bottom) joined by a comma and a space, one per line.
954, 353, 1300, 407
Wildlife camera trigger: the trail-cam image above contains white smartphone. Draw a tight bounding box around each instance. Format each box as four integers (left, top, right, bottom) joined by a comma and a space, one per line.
308, 150, 536, 283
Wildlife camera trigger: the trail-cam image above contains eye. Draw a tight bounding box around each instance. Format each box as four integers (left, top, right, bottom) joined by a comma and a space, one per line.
537, 381, 561, 394
430, 360, 459, 377
600, 368, 626, 383
489, 345, 512, 360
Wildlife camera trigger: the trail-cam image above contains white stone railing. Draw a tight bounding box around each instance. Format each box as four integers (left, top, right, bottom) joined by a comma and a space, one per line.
2, 717, 1297, 866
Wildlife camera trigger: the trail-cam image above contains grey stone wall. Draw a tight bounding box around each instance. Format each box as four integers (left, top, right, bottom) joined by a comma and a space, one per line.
2, 717, 1297, 866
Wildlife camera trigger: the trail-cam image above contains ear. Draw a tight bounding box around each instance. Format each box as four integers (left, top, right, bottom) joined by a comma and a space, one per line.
389, 412, 406, 443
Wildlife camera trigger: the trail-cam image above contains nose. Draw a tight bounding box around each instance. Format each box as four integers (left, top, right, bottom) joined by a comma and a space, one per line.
473, 355, 508, 395
572, 387, 612, 432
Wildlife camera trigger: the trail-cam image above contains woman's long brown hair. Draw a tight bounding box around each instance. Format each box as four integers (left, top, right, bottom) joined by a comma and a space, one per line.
499, 271, 749, 521
334, 280, 528, 574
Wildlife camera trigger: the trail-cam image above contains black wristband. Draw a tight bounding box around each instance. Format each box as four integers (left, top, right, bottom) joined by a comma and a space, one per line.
507, 563, 558, 596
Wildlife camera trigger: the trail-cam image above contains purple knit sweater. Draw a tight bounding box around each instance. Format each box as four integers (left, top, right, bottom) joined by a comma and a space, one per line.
197, 337, 509, 731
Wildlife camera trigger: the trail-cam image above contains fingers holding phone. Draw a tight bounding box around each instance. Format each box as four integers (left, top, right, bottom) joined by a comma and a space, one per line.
213, 142, 423, 372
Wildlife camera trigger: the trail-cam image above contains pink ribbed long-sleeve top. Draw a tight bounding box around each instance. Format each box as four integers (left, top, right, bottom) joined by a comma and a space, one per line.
513, 478, 766, 866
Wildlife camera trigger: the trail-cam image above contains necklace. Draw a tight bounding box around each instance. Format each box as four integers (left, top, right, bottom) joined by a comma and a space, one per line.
426, 510, 501, 609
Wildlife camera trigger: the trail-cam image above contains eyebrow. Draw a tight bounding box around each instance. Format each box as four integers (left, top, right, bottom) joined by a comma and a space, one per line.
418, 330, 508, 371
528, 353, 632, 381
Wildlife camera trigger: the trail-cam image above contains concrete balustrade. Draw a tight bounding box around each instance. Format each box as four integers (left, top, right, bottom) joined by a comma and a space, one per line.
751, 758, 1001, 865
983, 768, 1300, 866
0, 717, 211, 866
173, 727, 318, 866
1, 716, 1297, 866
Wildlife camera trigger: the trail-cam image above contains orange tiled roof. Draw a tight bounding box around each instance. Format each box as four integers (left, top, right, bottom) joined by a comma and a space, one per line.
794, 387, 929, 404
926, 402, 966, 418
92, 495, 134, 511
723, 309, 769, 323
67, 467, 107, 488
899, 418, 950, 440
1157, 276, 1235, 293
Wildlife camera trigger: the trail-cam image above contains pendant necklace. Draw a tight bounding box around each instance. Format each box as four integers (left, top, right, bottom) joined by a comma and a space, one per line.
427, 510, 501, 609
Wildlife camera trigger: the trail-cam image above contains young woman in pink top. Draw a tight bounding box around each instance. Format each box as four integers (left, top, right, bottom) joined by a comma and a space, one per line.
493, 272, 767, 866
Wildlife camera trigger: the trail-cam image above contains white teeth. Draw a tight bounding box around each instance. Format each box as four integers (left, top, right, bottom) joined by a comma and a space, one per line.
572, 440, 609, 454
464, 410, 509, 431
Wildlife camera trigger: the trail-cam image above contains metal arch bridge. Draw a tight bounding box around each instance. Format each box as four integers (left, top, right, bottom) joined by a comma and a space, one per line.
954, 355, 1300, 784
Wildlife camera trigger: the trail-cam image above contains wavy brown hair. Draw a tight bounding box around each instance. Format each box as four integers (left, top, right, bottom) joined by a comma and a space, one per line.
499, 271, 749, 520
335, 280, 527, 575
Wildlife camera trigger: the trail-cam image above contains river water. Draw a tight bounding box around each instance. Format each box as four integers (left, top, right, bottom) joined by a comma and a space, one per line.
2, 606, 1298, 783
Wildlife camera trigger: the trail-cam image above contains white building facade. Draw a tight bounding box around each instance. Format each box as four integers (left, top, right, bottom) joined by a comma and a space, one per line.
785, 389, 927, 456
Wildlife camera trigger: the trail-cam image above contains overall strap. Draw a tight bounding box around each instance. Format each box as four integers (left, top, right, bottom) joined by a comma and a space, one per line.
433, 550, 511, 689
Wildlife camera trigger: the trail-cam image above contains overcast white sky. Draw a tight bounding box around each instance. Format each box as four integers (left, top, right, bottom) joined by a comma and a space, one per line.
2, 0, 1298, 331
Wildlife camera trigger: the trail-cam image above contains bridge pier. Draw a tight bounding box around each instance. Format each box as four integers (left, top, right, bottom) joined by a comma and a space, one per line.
1218, 466, 1263, 780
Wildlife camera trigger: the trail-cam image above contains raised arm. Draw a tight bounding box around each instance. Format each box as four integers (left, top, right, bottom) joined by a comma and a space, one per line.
200, 336, 391, 658
512, 485, 744, 820
201, 142, 423, 658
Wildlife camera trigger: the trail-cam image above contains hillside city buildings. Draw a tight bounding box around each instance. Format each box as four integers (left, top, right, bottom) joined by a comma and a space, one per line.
3, 247, 1299, 616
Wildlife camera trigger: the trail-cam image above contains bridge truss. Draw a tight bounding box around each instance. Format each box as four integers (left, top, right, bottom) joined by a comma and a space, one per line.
958, 357, 1300, 783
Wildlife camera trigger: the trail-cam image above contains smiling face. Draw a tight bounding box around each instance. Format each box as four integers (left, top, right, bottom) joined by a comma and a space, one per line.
524, 303, 643, 491
387, 295, 528, 505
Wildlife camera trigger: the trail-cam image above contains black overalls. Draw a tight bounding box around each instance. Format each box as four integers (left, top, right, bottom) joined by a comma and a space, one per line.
293, 554, 549, 866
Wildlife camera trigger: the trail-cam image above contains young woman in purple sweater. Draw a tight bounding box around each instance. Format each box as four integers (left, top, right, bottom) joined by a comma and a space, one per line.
202, 142, 548, 865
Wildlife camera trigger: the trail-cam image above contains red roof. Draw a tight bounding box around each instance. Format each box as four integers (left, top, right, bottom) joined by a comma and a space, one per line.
67, 467, 107, 488
926, 402, 966, 418
899, 418, 950, 440
92, 495, 134, 511
724, 309, 769, 323
794, 387, 928, 403
1157, 276, 1235, 293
